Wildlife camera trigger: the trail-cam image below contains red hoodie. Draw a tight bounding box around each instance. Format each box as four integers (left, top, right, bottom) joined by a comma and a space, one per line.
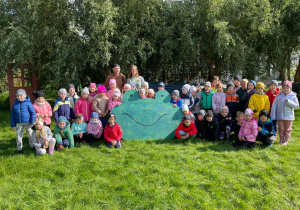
266, 88, 280, 111
104, 123, 122, 142
175, 121, 197, 139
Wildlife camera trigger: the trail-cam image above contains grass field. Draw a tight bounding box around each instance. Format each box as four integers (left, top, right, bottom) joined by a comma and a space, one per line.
0, 109, 300, 209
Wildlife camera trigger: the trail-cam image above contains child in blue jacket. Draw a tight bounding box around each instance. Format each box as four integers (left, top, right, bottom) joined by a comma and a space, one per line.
181, 84, 194, 109
53, 88, 74, 123
170, 90, 182, 108
256, 110, 276, 147
11, 89, 36, 154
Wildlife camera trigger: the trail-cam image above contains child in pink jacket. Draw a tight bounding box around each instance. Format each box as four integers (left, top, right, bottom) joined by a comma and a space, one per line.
108, 88, 122, 111
74, 87, 91, 122
106, 79, 117, 101
87, 112, 103, 145
33, 91, 52, 127
233, 108, 258, 149
88, 83, 98, 103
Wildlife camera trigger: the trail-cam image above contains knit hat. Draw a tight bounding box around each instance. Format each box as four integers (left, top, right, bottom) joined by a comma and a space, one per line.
234, 76, 241, 81
108, 113, 116, 120
220, 106, 229, 113
198, 110, 206, 116
182, 84, 191, 93
259, 110, 269, 118
16, 89, 27, 97
148, 89, 155, 94
109, 79, 116, 86
244, 108, 254, 116
98, 85, 106, 93
68, 84, 75, 91
282, 80, 292, 89
182, 104, 189, 112
112, 64, 120, 68
190, 86, 197, 93
58, 116, 67, 123
270, 80, 278, 86
182, 115, 192, 121
113, 88, 121, 97
81, 87, 89, 95
192, 82, 200, 87
206, 110, 214, 117
172, 90, 180, 97
90, 112, 99, 119
205, 81, 211, 87
255, 82, 265, 90
142, 81, 149, 88
158, 82, 165, 88
58, 88, 67, 95
249, 80, 256, 88
138, 89, 145, 94
227, 82, 234, 89
33, 90, 44, 99
89, 83, 96, 88
124, 84, 131, 89
241, 79, 249, 84
129, 82, 136, 88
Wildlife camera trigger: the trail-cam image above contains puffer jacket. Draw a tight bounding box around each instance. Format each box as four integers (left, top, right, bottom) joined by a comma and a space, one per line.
87, 120, 103, 137
53, 97, 74, 122
93, 95, 109, 116
181, 93, 194, 109
225, 91, 239, 113
104, 123, 123, 142
200, 90, 214, 109
212, 91, 226, 114
88, 92, 98, 103
108, 99, 122, 111
11, 97, 36, 127
258, 117, 276, 137
201, 117, 219, 140
248, 93, 270, 120
271, 91, 299, 121
33, 101, 52, 125
238, 118, 258, 142
54, 118, 74, 148
74, 97, 91, 122
71, 122, 87, 135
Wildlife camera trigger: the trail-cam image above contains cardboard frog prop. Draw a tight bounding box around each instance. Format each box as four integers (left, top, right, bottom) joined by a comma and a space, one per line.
111, 90, 183, 140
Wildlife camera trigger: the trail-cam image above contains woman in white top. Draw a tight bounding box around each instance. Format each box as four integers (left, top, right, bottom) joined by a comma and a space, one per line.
126, 65, 145, 91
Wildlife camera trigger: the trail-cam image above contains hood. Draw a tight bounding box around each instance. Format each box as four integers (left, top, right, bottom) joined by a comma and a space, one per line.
15, 96, 31, 103
258, 117, 272, 125
280, 91, 297, 97
57, 116, 70, 130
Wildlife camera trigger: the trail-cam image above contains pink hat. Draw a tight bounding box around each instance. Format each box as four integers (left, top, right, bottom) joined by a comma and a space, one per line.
282, 80, 292, 89
89, 83, 96, 88
244, 108, 253, 116
113, 88, 121, 97
98, 85, 106, 93
124, 84, 131, 89
109, 79, 116, 86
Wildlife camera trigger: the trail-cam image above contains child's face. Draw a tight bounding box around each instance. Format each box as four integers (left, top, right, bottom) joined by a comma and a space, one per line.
171, 94, 178, 100
69, 88, 75, 95
198, 115, 203, 121
113, 95, 119, 101
206, 116, 213, 122
81, 93, 88, 99
91, 118, 98, 122
131, 86, 136, 90
139, 91, 145, 98
196, 86, 200, 91
234, 80, 240, 87
270, 84, 277, 91
260, 115, 268, 123
58, 121, 66, 129
217, 86, 223, 92
158, 87, 164, 91
237, 114, 244, 122
183, 119, 191, 127
143, 87, 148, 91
183, 111, 189, 115
248, 82, 254, 90
228, 87, 234, 94
99, 92, 106, 97
37, 97, 45, 103
245, 115, 253, 121
204, 85, 210, 91
257, 88, 264, 94
213, 80, 219, 87
89, 87, 96, 93
148, 93, 154, 98
282, 86, 291, 95
108, 117, 115, 125
182, 89, 187, 95
220, 110, 228, 117
59, 93, 66, 101
76, 118, 83, 124
124, 87, 130, 92
109, 83, 116, 90
241, 82, 247, 90
36, 124, 43, 130
17, 95, 25, 101
191, 90, 196, 97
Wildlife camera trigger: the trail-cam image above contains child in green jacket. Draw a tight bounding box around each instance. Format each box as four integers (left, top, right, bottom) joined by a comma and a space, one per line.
54, 116, 74, 151
201, 82, 214, 112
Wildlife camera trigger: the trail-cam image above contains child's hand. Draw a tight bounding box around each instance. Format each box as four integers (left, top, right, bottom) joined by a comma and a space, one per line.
43, 141, 49, 149
39, 114, 44, 117
257, 127, 262, 132
45, 114, 49, 117
79, 132, 83, 138
173, 104, 177, 107
285, 99, 288, 103
117, 103, 121, 106
181, 136, 187, 140
12, 127, 16, 131
111, 140, 117, 146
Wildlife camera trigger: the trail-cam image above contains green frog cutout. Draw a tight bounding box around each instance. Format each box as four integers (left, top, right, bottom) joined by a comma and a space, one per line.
111, 90, 184, 140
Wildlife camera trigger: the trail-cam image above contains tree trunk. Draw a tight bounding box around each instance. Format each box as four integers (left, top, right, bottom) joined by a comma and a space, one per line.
294, 58, 300, 82
279, 66, 287, 80
208, 60, 214, 82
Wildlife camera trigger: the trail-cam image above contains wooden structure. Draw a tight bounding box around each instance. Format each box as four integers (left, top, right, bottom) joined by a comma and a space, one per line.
7, 64, 38, 110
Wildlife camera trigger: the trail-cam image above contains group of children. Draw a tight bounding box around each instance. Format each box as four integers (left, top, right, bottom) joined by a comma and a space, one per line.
11, 76, 298, 154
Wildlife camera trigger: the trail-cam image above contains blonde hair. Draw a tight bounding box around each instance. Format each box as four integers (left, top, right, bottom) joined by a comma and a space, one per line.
236, 111, 244, 119
128, 65, 139, 78
213, 76, 220, 82
34, 117, 46, 139
216, 83, 223, 88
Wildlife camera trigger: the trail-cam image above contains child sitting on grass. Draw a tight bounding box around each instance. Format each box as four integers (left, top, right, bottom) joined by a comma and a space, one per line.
104, 113, 123, 148
233, 108, 258, 149
93, 85, 109, 128
109, 88, 122, 111
74, 87, 91, 122
71, 114, 88, 145
212, 83, 226, 114
53, 88, 74, 123
138, 89, 147, 99
87, 112, 103, 145
201, 110, 219, 141
33, 90, 52, 128
147, 89, 155, 99
256, 110, 276, 147
170, 90, 182, 108
88, 83, 98, 103
182, 104, 195, 122
32, 118, 56, 155
11, 89, 36, 154
271, 81, 299, 145
248, 82, 270, 120
195, 110, 206, 137
201, 82, 214, 112
217, 105, 232, 140
175, 115, 197, 140
232, 111, 245, 139
54, 116, 74, 151
181, 84, 194, 109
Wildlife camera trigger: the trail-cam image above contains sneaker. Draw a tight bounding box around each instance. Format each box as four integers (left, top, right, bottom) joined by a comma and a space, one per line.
268, 144, 273, 148
18, 150, 23, 155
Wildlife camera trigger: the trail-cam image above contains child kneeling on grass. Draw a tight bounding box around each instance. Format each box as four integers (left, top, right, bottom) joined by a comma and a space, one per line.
256, 110, 276, 147
87, 112, 103, 145
32, 118, 56, 155
104, 113, 123, 148
175, 115, 197, 140
54, 116, 74, 151
233, 108, 258, 149
217, 105, 232, 140
71, 114, 88, 145
201, 110, 219, 141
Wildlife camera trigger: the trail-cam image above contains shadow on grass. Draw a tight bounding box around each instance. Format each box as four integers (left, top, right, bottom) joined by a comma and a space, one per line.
0, 137, 36, 157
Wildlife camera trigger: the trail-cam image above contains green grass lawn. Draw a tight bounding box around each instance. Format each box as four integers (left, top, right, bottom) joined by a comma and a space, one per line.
0, 110, 300, 209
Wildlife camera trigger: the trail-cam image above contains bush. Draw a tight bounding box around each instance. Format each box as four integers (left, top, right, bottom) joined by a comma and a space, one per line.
0, 92, 10, 110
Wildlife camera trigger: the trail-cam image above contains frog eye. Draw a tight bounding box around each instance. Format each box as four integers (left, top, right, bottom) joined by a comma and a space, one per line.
155, 90, 171, 103
124, 90, 139, 102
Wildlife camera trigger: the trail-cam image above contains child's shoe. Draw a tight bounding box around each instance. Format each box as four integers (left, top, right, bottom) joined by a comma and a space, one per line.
18, 150, 23, 155
268, 144, 273, 148
57, 144, 64, 151
282, 138, 289, 146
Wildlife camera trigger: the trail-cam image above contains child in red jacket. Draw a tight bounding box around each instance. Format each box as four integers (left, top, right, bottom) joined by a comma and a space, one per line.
175, 115, 197, 139
104, 113, 122, 148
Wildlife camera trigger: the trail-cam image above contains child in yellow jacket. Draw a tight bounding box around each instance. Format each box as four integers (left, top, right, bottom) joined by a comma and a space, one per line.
248, 82, 270, 120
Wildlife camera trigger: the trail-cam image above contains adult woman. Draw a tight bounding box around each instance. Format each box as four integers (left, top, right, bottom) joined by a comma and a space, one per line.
126, 65, 145, 90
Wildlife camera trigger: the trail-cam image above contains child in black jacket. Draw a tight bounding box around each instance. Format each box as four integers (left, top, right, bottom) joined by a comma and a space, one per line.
195, 110, 206, 137
217, 105, 232, 140
201, 110, 219, 141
